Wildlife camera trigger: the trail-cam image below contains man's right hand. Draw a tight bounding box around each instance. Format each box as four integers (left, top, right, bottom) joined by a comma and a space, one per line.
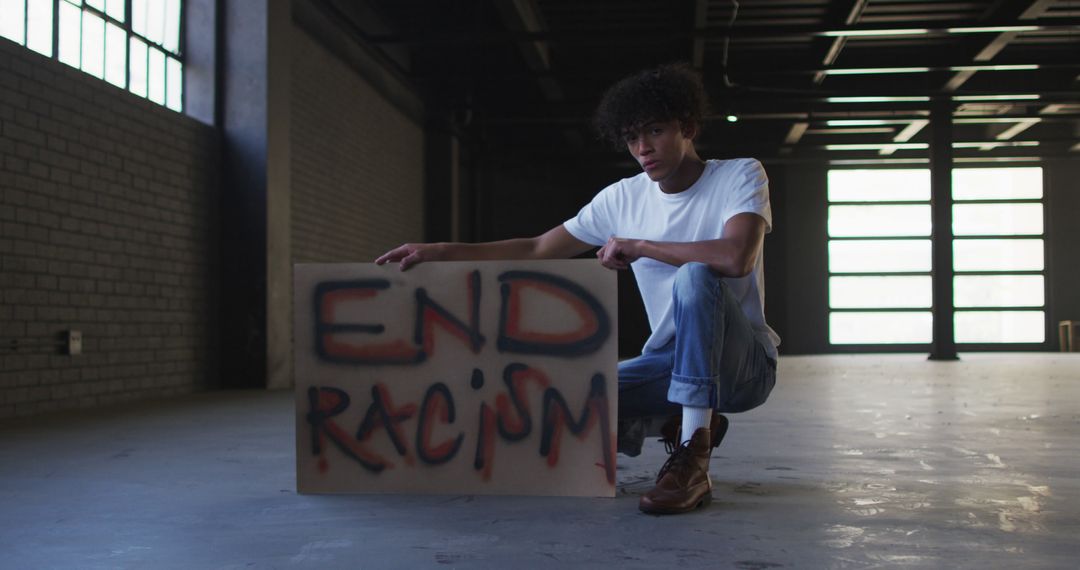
375, 243, 444, 271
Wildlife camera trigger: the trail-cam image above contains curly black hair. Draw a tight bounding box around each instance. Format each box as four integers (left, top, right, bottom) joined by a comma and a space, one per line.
593, 63, 710, 147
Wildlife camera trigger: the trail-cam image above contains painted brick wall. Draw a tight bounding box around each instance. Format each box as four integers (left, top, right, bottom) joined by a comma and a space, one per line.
0, 39, 219, 418
290, 29, 424, 264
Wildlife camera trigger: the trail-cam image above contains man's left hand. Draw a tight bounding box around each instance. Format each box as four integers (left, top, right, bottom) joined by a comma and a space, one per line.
597, 237, 642, 270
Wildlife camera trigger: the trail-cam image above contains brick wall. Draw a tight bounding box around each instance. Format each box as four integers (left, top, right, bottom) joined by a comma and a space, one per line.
0, 39, 219, 418
290, 29, 424, 264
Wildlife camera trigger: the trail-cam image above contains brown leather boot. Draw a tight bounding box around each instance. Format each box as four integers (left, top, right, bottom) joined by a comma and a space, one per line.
639, 427, 713, 514
659, 412, 729, 454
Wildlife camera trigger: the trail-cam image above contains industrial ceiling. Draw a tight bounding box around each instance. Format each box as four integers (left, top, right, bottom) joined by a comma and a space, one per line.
318, 0, 1080, 163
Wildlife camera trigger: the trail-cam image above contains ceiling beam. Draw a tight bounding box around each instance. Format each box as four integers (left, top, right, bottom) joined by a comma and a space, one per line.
408, 61, 1077, 84
994, 118, 1041, 140
818, 37, 846, 70
479, 106, 1080, 127
814, 0, 869, 84
943, 69, 977, 92
1020, 0, 1058, 19
494, 0, 586, 148
495, 0, 562, 101
944, 0, 1054, 91
692, 0, 707, 69
1040, 103, 1080, 114
784, 122, 809, 145
894, 119, 930, 142
973, 32, 1018, 62
879, 119, 929, 155
365, 20, 1080, 46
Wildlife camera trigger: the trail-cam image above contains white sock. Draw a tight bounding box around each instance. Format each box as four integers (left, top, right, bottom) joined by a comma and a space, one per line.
681, 406, 712, 445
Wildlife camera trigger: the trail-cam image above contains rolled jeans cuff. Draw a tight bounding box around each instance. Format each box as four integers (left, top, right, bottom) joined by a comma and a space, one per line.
667, 373, 718, 408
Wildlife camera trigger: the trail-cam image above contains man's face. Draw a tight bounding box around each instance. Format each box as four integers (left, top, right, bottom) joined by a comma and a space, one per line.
622, 119, 695, 182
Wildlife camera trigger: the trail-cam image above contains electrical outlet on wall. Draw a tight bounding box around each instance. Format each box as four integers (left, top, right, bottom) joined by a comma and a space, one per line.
67, 330, 82, 356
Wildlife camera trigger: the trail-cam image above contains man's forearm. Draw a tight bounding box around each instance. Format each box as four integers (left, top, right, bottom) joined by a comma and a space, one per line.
383, 225, 592, 268
625, 212, 766, 277
436, 238, 550, 261
637, 239, 757, 277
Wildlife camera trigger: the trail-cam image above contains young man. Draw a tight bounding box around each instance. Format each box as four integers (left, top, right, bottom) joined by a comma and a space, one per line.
376, 64, 779, 514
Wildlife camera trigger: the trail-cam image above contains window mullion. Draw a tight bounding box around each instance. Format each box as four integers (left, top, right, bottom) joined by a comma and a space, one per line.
77, 5, 82, 70
51, 0, 59, 61
125, 0, 131, 91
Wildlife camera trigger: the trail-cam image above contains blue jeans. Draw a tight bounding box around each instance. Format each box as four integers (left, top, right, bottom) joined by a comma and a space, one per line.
617, 263, 776, 455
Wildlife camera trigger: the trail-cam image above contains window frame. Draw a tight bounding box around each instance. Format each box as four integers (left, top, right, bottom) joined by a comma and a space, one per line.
4, 0, 185, 111
825, 165, 1051, 352
826, 168, 935, 350
951, 166, 1048, 349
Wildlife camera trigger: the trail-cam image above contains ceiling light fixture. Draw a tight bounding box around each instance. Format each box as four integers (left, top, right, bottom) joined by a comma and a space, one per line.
953, 141, 1039, 148
954, 117, 1040, 124
826, 119, 913, 126
825, 143, 928, 150
807, 128, 896, 134
945, 26, 1040, 34
951, 64, 1039, 72
821, 28, 929, 37
824, 67, 931, 75
954, 94, 1040, 101
823, 64, 1040, 76
830, 158, 930, 165
826, 96, 931, 103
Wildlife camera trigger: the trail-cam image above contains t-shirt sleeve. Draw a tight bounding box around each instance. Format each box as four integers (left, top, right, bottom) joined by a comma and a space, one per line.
563, 182, 619, 246
724, 159, 773, 233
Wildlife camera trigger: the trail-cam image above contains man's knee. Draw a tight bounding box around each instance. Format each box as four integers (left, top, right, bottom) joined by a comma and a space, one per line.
673, 262, 720, 307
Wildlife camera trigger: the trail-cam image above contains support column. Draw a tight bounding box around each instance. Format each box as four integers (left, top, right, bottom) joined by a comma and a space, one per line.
1046, 159, 1080, 349
424, 129, 459, 243
183, 0, 218, 126
265, 0, 293, 390
929, 97, 958, 360
219, 0, 292, 389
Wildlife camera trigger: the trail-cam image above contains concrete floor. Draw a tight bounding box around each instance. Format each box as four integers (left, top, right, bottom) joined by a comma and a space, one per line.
2, 354, 1079, 569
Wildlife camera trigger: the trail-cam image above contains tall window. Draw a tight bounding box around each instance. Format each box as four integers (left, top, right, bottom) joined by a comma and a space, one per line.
952, 168, 1045, 344
827, 170, 934, 345
827, 167, 1047, 347
0, 0, 184, 111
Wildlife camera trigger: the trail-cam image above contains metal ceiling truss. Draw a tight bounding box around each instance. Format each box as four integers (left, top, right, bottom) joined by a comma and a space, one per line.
344, 0, 1080, 159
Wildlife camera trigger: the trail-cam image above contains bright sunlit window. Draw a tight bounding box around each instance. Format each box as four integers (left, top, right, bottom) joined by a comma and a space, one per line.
952, 167, 1045, 343
827, 170, 933, 345
827, 167, 1047, 347
0, 0, 184, 112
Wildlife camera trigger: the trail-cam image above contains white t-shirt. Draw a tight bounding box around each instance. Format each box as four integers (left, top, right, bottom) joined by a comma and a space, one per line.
563, 158, 780, 361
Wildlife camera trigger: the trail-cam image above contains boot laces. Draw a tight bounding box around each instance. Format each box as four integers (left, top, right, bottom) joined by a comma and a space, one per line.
656, 439, 697, 482
661, 427, 682, 455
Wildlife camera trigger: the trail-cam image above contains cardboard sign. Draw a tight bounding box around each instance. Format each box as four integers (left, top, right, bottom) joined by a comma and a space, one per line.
294, 260, 618, 497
